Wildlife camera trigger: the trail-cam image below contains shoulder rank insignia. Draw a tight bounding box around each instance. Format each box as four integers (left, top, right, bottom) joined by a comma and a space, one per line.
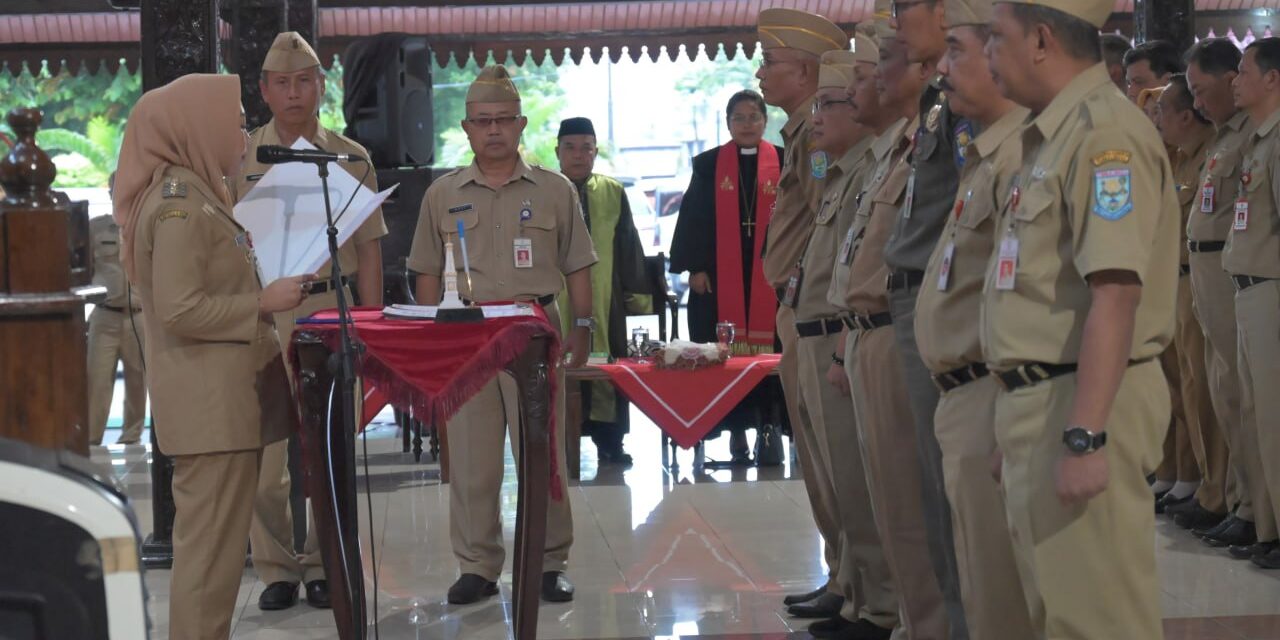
1093, 168, 1134, 220
1091, 150, 1132, 166
162, 180, 187, 199
926, 104, 942, 133
954, 121, 974, 170
158, 209, 188, 222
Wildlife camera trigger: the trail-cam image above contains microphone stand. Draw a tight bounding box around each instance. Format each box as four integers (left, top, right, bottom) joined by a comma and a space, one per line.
314, 159, 366, 637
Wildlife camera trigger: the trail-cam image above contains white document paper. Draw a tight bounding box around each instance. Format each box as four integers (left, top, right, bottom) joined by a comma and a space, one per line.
233, 138, 397, 283
381, 304, 536, 320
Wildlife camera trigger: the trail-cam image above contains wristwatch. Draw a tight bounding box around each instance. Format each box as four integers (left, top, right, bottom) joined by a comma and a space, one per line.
574, 317, 597, 332
1062, 426, 1107, 454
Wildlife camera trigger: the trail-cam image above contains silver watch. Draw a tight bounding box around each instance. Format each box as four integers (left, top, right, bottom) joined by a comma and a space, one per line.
574, 317, 597, 331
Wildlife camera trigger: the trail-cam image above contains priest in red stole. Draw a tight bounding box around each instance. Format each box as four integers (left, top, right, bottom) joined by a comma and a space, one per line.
670, 89, 787, 465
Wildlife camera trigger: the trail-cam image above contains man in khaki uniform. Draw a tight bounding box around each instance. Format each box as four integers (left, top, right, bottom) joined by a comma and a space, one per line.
794, 50, 898, 640
87, 201, 146, 446
1184, 39, 1268, 549
754, 7, 852, 616
841, 21, 949, 639
984, 2, 1179, 635
1223, 37, 1280, 569
232, 32, 388, 611
1153, 75, 1232, 532
407, 65, 596, 604
913, 2, 1032, 638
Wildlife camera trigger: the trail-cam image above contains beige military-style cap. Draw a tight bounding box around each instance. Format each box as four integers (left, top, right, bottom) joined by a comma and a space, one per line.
852, 30, 880, 64
819, 51, 859, 89
262, 31, 321, 73
944, 0, 993, 27
466, 65, 521, 104
994, 0, 1113, 29
758, 8, 849, 56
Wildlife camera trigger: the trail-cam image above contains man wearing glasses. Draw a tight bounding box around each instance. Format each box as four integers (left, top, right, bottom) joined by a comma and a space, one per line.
407, 65, 597, 606
754, 6, 853, 619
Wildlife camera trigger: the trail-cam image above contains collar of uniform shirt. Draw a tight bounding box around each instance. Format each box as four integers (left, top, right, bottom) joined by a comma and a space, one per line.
260, 116, 328, 149
836, 136, 875, 173
783, 100, 814, 139
1226, 109, 1251, 134
1180, 125, 1215, 163
1255, 107, 1280, 140
458, 157, 539, 188
873, 117, 910, 162
973, 107, 1029, 161
1029, 63, 1112, 143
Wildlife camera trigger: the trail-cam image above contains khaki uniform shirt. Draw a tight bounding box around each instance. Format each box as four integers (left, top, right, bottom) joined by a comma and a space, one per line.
845, 118, 916, 316
1171, 128, 1213, 266
916, 107, 1028, 373
764, 101, 829, 288
795, 144, 863, 321
1190, 111, 1253, 245
826, 138, 880, 310
132, 166, 293, 456
1222, 108, 1280, 279
234, 119, 388, 276
91, 215, 140, 310
980, 64, 1179, 370
406, 158, 597, 302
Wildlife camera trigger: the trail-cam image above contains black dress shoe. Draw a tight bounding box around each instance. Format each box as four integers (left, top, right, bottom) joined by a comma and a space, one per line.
447, 573, 498, 605
783, 585, 828, 606
1251, 544, 1280, 569
808, 616, 855, 638
1173, 504, 1226, 531
1156, 492, 1193, 515
1164, 497, 1203, 519
304, 580, 331, 608
258, 581, 299, 611
835, 619, 895, 640
1205, 518, 1256, 548
787, 592, 844, 618
1195, 514, 1240, 539
541, 571, 575, 602
1229, 540, 1276, 560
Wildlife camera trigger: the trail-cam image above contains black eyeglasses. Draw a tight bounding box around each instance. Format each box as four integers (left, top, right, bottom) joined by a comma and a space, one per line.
466, 115, 523, 128
890, 0, 930, 19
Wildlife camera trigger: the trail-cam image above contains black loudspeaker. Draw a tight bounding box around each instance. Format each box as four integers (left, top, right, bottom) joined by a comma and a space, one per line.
343, 34, 434, 168
376, 166, 435, 305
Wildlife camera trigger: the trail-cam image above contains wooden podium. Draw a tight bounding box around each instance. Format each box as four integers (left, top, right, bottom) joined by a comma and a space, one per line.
0, 108, 94, 455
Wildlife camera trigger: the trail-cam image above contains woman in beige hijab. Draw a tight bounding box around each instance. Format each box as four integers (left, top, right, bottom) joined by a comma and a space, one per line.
113, 73, 313, 639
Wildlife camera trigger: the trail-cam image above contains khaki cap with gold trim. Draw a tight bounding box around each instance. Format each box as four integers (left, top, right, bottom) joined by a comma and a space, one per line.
758, 8, 849, 56
944, 0, 993, 27
262, 32, 321, 73
994, 0, 1113, 29
467, 65, 521, 104
819, 51, 859, 89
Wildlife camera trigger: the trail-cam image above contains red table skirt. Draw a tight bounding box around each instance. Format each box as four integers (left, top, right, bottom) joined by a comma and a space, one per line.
592, 355, 781, 449
289, 306, 564, 497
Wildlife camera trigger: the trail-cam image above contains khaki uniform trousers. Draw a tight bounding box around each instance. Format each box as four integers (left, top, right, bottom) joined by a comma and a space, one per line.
778, 304, 842, 594
87, 306, 146, 444
996, 360, 1168, 640
170, 449, 262, 640
249, 291, 341, 585
796, 330, 897, 628
1155, 342, 1199, 483
1174, 274, 1229, 512
933, 376, 1032, 640
1190, 252, 1255, 517
846, 326, 947, 640
1235, 280, 1280, 538
448, 303, 573, 579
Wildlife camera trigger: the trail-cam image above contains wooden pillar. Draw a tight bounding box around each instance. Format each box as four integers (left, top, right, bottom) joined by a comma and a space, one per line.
138, 0, 221, 569
1134, 0, 1196, 51
0, 109, 90, 456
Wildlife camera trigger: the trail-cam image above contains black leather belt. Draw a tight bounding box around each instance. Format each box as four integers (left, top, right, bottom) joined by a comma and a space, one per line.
995, 358, 1154, 392
1180, 264, 1191, 276
796, 317, 844, 338
1232, 275, 1274, 292
1188, 240, 1225, 253
886, 270, 924, 293
932, 363, 990, 393
464, 293, 557, 307
841, 312, 893, 331
309, 276, 349, 294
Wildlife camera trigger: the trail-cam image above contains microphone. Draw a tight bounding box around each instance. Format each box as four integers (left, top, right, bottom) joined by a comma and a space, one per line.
256, 145, 366, 165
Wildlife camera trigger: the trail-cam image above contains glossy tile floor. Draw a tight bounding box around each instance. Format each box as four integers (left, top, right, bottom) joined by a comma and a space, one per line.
89, 402, 1280, 640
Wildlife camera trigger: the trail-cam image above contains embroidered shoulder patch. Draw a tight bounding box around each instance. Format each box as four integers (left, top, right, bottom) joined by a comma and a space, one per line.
810, 151, 829, 180
1093, 169, 1134, 220
954, 121, 974, 169
158, 210, 189, 222
161, 180, 187, 198
1091, 150, 1132, 166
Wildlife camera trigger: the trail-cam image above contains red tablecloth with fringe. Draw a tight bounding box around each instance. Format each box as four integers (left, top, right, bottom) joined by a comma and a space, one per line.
289, 306, 563, 498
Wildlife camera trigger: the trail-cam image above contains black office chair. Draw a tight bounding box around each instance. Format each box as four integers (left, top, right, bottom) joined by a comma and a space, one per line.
642, 252, 679, 342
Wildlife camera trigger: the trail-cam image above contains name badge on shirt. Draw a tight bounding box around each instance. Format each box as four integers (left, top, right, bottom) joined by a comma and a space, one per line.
936, 242, 955, 291
514, 237, 534, 269
903, 170, 917, 219
781, 265, 804, 308
1234, 198, 1249, 231
1201, 183, 1215, 213
995, 234, 1018, 291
